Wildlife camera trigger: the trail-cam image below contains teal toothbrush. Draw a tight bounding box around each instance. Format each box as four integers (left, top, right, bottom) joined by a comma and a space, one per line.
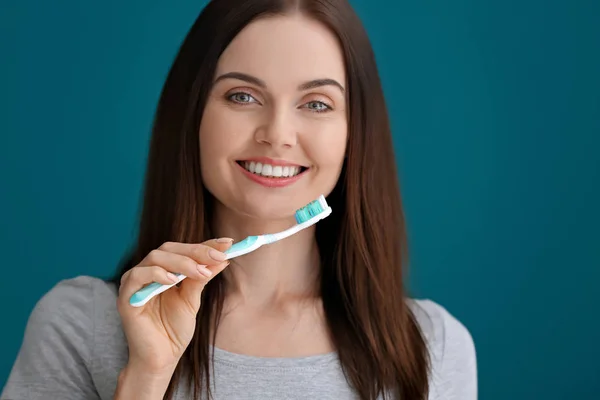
129, 195, 332, 307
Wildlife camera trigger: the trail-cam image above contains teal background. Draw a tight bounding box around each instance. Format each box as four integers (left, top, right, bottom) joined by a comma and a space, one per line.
1, 0, 598, 398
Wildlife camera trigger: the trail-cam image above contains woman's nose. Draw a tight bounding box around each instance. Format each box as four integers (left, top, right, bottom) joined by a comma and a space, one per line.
254, 108, 298, 149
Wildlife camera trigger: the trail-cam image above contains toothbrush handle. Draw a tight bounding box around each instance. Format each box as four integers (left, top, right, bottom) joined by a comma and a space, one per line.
223, 236, 261, 259
129, 238, 258, 307
129, 273, 187, 307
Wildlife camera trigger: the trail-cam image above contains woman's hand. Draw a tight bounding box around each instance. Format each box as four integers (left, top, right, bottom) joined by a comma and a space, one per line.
116, 238, 233, 377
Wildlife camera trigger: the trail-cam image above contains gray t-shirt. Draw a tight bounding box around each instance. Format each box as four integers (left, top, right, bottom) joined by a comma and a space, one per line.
1, 276, 477, 399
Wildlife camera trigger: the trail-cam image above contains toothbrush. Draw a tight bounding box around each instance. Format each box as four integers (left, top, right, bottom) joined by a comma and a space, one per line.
129, 195, 332, 307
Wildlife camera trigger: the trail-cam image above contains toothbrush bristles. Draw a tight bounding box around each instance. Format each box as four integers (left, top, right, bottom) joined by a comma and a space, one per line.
294, 195, 328, 223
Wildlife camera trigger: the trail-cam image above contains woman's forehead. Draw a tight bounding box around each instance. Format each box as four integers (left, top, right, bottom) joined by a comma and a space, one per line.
215, 15, 346, 87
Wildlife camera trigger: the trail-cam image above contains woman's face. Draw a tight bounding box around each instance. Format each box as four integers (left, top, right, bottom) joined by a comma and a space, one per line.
199, 14, 348, 220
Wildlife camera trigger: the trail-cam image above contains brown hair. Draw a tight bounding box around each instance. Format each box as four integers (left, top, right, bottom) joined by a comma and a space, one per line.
115, 0, 429, 398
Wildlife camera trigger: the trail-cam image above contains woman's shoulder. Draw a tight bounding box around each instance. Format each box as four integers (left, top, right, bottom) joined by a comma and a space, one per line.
2, 276, 125, 399
35, 275, 123, 343
407, 299, 478, 398
26, 275, 124, 357
42, 274, 117, 296
407, 299, 474, 347
36, 275, 118, 317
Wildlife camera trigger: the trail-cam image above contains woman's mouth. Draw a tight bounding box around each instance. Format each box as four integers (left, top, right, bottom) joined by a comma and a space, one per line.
236, 161, 307, 178
235, 160, 309, 188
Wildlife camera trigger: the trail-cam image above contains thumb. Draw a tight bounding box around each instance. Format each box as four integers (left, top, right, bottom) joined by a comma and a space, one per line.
178, 238, 233, 312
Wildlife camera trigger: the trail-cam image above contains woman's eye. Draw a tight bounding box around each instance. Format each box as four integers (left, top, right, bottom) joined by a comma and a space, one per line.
304, 101, 332, 113
228, 92, 257, 104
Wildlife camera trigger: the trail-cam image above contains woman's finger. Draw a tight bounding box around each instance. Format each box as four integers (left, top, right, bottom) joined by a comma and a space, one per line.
171, 240, 234, 314
178, 260, 231, 312
117, 239, 235, 311
119, 269, 132, 293
205, 259, 232, 276
159, 238, 233, 265
142, 249, 213, 280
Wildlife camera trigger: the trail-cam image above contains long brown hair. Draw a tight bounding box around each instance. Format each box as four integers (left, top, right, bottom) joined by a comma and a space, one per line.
115, 0, 429, 398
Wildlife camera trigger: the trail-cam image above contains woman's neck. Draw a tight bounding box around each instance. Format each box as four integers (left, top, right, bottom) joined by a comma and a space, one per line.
212, 202, 321, 308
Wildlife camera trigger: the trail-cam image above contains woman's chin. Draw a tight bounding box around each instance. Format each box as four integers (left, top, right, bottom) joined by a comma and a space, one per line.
213, 193, 315, 225
237, 205, 297, 223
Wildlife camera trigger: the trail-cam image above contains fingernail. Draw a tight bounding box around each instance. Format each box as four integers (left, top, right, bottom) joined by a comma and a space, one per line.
197, 264, 212, 277
209, 249, 226, 261
167, 272, 179, 283
216, 237, 234, 243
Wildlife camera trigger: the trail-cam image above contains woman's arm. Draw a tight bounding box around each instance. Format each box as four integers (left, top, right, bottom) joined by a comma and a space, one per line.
1, 277, 101, 400
113, 363, 174, 400
410, 299, 477, 400
435, 308, 477, 399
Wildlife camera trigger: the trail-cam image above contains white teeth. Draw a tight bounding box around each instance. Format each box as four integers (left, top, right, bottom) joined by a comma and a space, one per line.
262, 164, 273, 176
241, 161, 303, 177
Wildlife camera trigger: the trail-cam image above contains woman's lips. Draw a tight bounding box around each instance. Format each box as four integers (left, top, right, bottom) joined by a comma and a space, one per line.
236, 162, 308, 188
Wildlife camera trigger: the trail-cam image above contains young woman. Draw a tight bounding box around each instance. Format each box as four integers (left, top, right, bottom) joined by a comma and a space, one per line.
2, 1, 476, 399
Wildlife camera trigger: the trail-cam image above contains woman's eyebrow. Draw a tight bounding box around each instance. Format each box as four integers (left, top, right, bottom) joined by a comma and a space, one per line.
215, 72, 266, 88
215, 72, 345, 94
298, 78, 345, 94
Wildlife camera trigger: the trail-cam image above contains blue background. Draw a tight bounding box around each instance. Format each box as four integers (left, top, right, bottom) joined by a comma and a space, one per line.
1, 0, 598, 398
